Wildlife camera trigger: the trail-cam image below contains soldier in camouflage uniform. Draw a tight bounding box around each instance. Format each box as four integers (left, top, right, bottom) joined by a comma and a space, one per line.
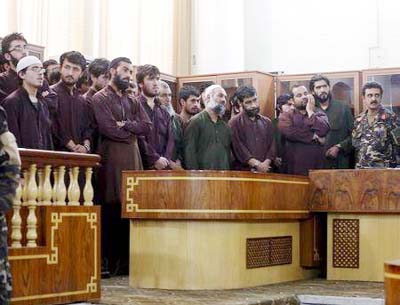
0, 106, 21, 304
352, 81, 400, 168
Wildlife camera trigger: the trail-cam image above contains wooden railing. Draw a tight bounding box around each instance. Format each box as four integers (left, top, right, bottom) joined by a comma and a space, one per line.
9, 149, 101, 305
10, 149, 100, 248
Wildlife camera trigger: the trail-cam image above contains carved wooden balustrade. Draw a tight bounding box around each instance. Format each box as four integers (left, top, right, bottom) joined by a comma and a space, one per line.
8, 149, 101, 305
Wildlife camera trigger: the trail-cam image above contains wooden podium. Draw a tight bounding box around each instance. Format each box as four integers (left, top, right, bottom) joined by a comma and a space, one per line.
309, 169, 400, 282
121, 170, 317, 290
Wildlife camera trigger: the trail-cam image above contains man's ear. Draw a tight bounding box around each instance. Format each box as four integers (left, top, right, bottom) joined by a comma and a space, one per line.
18, 71, 25, 80
179, 98, 185, 107
3, 53, 11, 61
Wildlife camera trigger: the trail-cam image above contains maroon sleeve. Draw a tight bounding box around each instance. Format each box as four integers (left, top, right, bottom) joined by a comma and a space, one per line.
305, 111, 330, 137
122, 100, 152, 136
278, 111, 314, 143
229, 118, 253, 164
264, 119, 277, 161
93, 95, 137, 143
2, 98, 21, 146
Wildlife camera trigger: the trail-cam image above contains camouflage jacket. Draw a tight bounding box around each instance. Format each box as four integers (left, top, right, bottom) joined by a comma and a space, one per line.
0, 106, 20, 213
352, 106, 400, 168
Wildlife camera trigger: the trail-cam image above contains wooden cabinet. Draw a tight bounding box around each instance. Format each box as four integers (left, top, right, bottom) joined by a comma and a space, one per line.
277, 71, 361, 115
178, 71, 275, 119
362, 68, 400, 116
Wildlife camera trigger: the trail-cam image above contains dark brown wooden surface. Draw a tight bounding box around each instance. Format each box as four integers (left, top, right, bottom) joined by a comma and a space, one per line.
309, 169, 400, 213
385, 259, 400, 305
9, 206, 101, 305
121, 170, 310, 220
19, 148, 101, 169
300, 214, 325, 268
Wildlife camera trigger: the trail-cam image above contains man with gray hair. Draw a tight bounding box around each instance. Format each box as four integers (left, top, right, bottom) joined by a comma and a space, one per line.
184, 84, 231, 169
158, 80, 184, 166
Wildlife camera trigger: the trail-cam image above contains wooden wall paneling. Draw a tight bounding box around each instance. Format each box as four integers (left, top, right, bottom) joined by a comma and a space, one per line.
9, 206, 101, 305
121, 170, 310, 220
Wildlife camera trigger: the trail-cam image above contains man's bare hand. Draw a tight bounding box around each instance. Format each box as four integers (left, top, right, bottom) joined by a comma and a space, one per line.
154, 157, 169, 170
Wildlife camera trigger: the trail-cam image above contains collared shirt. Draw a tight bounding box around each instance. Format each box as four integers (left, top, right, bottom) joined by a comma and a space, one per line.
278, 109, 330, 175
184, 110, 231, 170
2, 87, 53, 150
229, 112, 276, 170
352, 105, 400, 168
51, 81, 93, 150
138, 95, 175, 168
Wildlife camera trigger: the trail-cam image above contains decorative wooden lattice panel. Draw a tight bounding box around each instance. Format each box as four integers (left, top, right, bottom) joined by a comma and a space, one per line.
246, 236, 292, 269
333, 219, 360, 268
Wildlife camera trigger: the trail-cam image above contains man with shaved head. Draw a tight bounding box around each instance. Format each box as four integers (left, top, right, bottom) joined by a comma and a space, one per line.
184, 84, 231, 169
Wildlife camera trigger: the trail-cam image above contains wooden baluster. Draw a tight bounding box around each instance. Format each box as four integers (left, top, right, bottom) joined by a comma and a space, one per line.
83, 167, 94, 206
41, 165, 52, 205
37, 168, 44, 205
52, 169, 58, 204
22, 169, 29, 206
67, 167, 80, 206
26, 164, 38, 248
56, 166, 67, 205
11, 182, 22, 248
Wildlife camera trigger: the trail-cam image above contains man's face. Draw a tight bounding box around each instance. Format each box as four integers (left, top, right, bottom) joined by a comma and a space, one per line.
46, 64, 59, 77
158, 86, 172, 107
312, 80, 330, 103
292, 86, 309, 110
21, 64, 45, 88
207, 87, 227, 115
141, 75, 160, 97
60, 59, 83, 86
93, 73, 109, 91
5, 39, 28, 67
281, 98, 295, 113
242, 94, 260, 117
363, 88, 382, 111
182, 95, 200, 115
112, 62, 133, 91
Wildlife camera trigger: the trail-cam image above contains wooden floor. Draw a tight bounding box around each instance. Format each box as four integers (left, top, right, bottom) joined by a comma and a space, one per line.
69, 276, 384, 305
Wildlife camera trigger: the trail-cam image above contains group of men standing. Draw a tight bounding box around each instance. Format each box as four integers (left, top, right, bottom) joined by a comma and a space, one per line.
0, 31, 399, 283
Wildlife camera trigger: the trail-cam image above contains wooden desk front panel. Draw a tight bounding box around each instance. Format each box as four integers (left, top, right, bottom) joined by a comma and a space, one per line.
121, 171, 310, 220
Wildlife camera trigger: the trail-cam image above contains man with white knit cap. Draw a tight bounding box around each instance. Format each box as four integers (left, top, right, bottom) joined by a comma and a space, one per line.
2, 55, 53, 150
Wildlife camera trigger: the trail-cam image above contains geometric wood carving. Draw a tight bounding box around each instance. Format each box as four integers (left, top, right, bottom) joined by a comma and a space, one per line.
333, 219, 359, 268
247, 236, 292, 269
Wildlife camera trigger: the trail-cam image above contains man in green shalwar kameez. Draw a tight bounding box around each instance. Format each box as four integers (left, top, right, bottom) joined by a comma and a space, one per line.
310, 74, 354, 169
184, 84, 231, 170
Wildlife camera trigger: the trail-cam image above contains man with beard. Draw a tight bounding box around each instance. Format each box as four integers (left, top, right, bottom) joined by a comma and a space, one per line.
278, 84, 330, 175
0, 33, 57, 113
229, 85, 276, 172
184, 84, 231, 170
43, 59, 60, 86
310, 74, 354, 169
2, 56, 53, 150
136, 65, 177, 170
158, 81, 184, 167
176, 85, 201, 129
51, 51, 92, 153
353, 81, 400, 168
92, 57, 152, 275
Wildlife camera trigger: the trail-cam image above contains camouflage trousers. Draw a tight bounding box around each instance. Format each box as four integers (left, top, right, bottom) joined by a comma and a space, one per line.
0, 214, 11, 305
